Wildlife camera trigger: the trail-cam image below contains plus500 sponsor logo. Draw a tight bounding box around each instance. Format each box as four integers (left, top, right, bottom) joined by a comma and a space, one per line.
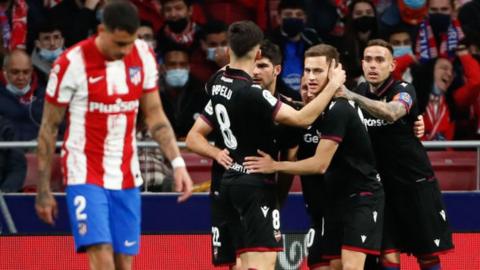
89, 99, 139, 113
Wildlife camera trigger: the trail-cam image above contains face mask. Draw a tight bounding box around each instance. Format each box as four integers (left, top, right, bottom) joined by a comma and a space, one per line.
206, 46, 227, 62
393, 45, 413, 57
282, 18, 305, 37
404, 0, 426, 9
6, 82, 31, 96
429, 13, 451, 36
432, 84, 443, 96
38, 47, 63, 62
166, 18, 188, 33
96, 8, 104, 22
165, 68, 189, 87
352, 16, 377, 32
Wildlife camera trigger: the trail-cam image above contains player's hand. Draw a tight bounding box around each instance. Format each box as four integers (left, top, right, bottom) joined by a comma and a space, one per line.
35, 190, 58, 225
173, 167, 193, 203
413, 115, 425, 138
328, 60, 346, 90
243, 150, 276, 174
84, 0, 102, 10
215, 148, 233, 169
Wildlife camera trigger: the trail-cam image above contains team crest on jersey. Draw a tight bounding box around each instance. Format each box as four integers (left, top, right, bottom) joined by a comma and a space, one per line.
262, 90, 278, 106
274, 230, 282, 242
129, 67, 142, 86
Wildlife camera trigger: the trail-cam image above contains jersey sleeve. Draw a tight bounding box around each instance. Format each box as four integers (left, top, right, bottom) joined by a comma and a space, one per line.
247, 86, 282, 119
320, 100, 352, 143
200, 99, 215, 128
391, 82, 415, 114
136, 40, 159, 93
45, 50, 78, 106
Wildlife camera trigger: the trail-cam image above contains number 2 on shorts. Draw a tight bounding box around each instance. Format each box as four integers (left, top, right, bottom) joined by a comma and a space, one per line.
74, 195, 87, 221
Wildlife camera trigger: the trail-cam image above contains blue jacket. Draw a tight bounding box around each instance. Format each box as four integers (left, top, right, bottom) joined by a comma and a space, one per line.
0, 83, 45, 141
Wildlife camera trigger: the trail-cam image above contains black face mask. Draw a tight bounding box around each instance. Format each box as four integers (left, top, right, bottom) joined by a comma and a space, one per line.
352, 16, 376, 33
282, 18, 305, 37
166, 17, 188, 33
429, 13, 451, 37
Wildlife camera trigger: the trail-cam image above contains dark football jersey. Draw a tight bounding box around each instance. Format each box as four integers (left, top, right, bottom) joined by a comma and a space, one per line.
355, 77, 435, 184
296, 116, 325, 215
204, 66, 282, 186
320, 98, 382, 199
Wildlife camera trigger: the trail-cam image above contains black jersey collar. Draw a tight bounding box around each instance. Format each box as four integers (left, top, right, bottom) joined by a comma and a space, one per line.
370, 76, 395, 97
224, 66, 252, 82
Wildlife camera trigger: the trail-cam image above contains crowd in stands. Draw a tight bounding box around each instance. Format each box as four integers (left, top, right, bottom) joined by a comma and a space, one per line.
0, 0, 479, 192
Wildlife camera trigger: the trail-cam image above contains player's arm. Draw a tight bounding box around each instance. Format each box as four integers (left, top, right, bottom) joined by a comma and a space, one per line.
341, 88, 407, 122
140, 90, 192, 202
274, 61, 346, 128
185, 117, 232, 169
35, 102, 66, 225
243, 140, 338, 175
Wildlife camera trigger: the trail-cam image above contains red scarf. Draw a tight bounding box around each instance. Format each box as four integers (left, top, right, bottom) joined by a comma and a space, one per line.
415, 18, 463, 63
164, 22, 196, 48
424, 94, 455, 140
10, 0, 28, 50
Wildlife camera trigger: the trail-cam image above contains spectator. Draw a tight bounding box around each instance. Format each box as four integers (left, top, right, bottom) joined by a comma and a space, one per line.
458, 0, 480, 44
202, 0, 267, 30
31, 22, 64, 84
389, 26, 416, 82
340, 0, 379, 88
267, 0, 321, 100
414, 47, 480, 140
0, 115, 26, 193
137, 20, 157, 51
48, 0, 102, 47
190, 20, 228, 83
160, 47, 208, 138
0, 49, 45, 141
156, 0, 202, 55
415, 0, 464, 63
379, 0, 428, 37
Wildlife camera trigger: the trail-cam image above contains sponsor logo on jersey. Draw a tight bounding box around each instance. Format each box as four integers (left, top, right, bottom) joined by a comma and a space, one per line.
129, 66, 142, 86
363, 117, 392, 127
262, 90, 278, 106
89, 98, 139, 113
303, 133, 320, 144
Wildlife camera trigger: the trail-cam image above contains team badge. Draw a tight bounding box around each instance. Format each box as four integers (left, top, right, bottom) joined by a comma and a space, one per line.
274, 230, 282, 242
129, 67, 142, 86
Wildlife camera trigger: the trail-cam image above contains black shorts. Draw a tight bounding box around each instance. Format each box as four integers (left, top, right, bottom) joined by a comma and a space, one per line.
382, 178, 454, 256
216, 180, 283, 256
322, 190, 385, 259
210, 192, 241, 266
305, 223, 330, 268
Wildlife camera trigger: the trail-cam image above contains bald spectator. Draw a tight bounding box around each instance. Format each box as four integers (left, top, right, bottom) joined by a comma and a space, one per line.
0, 50, 44, 141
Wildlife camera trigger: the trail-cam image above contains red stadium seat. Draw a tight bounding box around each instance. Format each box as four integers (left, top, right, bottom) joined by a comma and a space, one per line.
181, 151, 213, 184
428, 151, 477, 191
23, 153, 64, 192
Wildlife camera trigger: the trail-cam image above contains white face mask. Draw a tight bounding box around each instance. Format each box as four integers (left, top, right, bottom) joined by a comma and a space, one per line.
6, 82, 31, 96
165, 68, 189, 87
206, 46, 227, 62
38, 47, 63, 62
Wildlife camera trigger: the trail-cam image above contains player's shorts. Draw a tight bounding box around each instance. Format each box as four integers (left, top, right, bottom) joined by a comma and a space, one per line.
305, 223, 330, 269
217, 180, 283, 256
66, 184, 141, 255
210, 190, 241, 267
322, 190, 385, 259
382, 178, 454, 256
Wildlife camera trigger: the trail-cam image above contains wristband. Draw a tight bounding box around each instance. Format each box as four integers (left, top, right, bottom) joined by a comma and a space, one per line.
171, 156, 186, 169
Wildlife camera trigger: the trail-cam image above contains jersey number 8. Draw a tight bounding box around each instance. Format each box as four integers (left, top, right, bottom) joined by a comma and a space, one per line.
215, 104, 238, 150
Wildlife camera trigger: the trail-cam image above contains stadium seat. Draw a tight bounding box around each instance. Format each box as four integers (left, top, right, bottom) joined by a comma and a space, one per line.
428, 151, 477, 191
181, 151, 213, 184
23, 153, 64, 192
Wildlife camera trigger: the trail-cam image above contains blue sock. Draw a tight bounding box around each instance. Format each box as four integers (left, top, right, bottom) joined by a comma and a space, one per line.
382, 262, 400, 270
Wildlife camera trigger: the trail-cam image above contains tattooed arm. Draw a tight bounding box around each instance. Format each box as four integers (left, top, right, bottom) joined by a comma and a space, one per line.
342, 88, 407, 122
140, 91, 192, 202
35, 102, 66, 225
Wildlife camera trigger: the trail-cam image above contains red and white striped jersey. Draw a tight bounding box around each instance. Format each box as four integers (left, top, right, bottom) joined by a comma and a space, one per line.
45, 37, 158, 189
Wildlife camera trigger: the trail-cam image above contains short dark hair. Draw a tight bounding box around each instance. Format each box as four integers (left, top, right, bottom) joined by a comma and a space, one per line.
260, 39, 282, 66
304, 44, 340, 64
103, 0, 140, 34
227, 21, 264, 58
366, 39, 394, 56
278, 0, 306, 12
160, 0, 192, 7
200, 20, 228, 40
35, 21, 63, 40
